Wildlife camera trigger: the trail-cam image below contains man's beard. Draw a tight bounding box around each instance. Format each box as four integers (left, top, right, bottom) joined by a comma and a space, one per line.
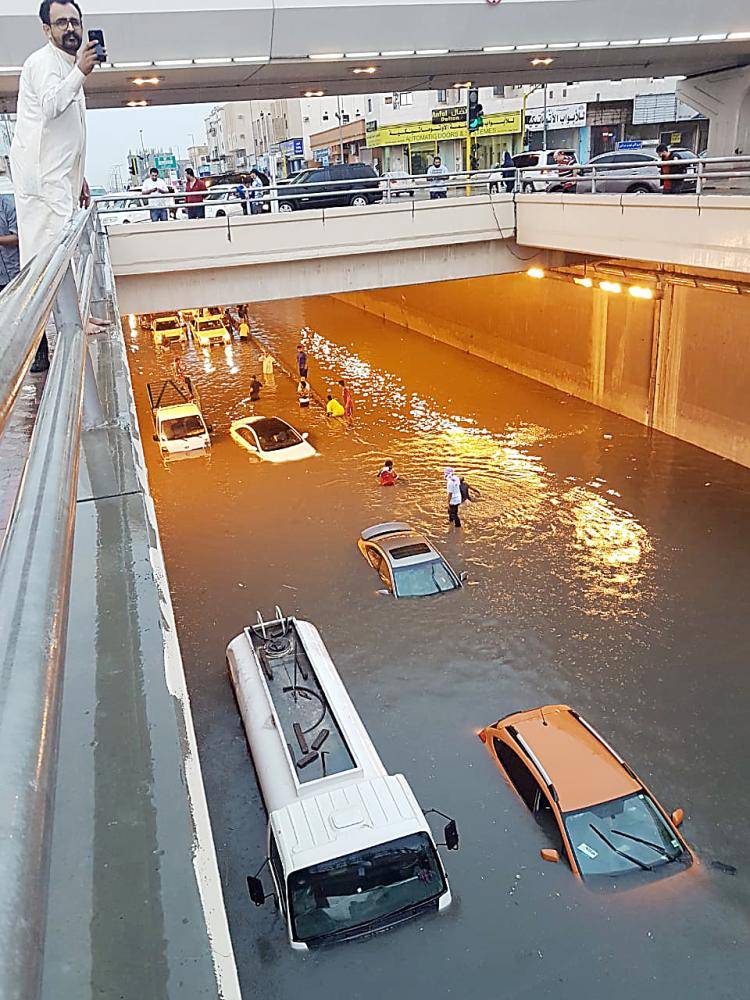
61, 31, 82, 54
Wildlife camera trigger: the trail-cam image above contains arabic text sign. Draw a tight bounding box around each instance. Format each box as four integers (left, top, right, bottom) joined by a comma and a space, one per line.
525, 103, 587, 132
366, 111, 522, 148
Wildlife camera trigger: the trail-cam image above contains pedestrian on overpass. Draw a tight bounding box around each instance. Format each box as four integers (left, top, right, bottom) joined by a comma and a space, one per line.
0, 192, 20, 293
249, 170, 264, 215
184, 167, 206, 219
10, 0, 104, 372
142, 168, 170, 222
656, 144, 684, 195
427, 156, 449, 200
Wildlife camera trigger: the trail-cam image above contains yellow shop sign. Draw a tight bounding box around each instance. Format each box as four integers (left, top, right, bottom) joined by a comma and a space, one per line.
366, 111, 522, 147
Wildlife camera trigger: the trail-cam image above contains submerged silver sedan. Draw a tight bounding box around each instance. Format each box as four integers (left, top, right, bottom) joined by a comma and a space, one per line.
357, 522, 465, 598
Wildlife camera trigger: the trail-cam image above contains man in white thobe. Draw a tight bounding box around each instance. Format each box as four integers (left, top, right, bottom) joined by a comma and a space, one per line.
10, 0, 100, 371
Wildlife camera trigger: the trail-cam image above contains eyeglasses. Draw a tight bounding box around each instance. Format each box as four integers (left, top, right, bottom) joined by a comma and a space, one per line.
51, 17, 82, 29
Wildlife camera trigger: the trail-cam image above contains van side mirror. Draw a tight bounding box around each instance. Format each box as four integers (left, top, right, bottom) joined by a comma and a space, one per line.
444, 819, 460, 851
246, 875, 267, 907
540, 848, 560, 864
301, 432, 309, 440
671, 808, 684, 828
459, 571, 468, 582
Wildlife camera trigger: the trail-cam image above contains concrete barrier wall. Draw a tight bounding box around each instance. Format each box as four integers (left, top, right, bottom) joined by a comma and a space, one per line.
337, 273, 750, 468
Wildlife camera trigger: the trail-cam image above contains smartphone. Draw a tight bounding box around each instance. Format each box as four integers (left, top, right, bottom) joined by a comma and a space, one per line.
87, 29, 106, 62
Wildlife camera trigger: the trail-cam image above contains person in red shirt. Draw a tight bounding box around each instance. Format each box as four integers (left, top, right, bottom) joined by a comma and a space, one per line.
338, 379, 354, 419
377, 460, 398, 486
184, 167, 207, 219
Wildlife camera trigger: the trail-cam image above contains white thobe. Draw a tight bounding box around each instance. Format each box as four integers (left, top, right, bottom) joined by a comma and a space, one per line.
10, 42, 87, 266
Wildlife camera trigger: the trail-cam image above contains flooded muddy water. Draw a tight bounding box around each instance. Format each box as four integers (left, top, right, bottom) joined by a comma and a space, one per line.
126, 294, 750, 999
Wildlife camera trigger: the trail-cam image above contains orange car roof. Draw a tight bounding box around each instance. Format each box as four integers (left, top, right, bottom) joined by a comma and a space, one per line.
496, 705, 641, 813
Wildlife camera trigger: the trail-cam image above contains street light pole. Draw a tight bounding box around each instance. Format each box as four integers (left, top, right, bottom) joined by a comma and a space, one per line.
336, 95, 345, 163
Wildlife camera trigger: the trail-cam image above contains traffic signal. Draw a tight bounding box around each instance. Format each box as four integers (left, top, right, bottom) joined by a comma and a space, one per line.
467, 89, 484, 132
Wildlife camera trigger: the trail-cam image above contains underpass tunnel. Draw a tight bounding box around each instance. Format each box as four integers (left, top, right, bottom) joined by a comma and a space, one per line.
120, 274, 750, 998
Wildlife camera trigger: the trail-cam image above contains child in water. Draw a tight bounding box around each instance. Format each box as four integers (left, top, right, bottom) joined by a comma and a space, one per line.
377, 460, 398, 486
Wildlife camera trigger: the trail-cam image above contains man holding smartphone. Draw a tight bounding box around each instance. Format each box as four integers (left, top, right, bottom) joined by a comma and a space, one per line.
10, 1, 103, 371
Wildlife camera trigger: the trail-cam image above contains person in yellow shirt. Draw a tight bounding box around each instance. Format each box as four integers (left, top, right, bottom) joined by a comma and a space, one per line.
326, 393, 345, 418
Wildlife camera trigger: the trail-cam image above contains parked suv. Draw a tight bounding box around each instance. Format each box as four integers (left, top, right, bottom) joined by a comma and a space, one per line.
278, 163, 383, 212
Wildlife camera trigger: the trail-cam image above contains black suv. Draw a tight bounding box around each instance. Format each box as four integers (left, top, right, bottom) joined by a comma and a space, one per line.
278, 163, 382, 212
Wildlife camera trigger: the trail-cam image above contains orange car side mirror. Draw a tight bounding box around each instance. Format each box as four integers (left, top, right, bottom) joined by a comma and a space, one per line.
540, 848, 560, 864
671, 808, 684, 828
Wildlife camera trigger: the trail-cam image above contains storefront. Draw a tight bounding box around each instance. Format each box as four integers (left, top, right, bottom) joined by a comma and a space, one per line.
366, 111, 522, 174
271, 137, 306, 175
626, 93, 708, 152
524, 103, 587, 157
310, 120, 368, 166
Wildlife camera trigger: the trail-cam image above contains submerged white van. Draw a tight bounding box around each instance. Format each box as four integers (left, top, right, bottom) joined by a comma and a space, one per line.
227, 610, 459, 950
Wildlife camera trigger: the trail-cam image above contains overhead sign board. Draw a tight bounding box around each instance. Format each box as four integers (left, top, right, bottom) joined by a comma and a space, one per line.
525, 103, 587, 132
366, 111, 522, 148
432, 106, 467, 125
154, 153, 177, 170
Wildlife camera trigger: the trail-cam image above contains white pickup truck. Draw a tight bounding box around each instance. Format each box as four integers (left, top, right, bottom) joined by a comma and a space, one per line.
147, 377, 210, 457
227, 610, 459, 950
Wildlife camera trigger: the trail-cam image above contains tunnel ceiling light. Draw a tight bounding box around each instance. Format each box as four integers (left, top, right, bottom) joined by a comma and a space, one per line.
531, 57, 554, 65
154, 58, 193, 67
304, 89, 325, 97
549, 42, 579, 49
194, 57, 234, 65
579, 40, 609, 48
639, 38, 669, 45
454, 81, 473, 88
346, 51, 380, 58
353, 66, 378, 74
699, 33, 727, 42
309, 52, 345, 61
599, 280, 622, 294
126, 99, 149, 107
132, 76, 161, 86
233, 55, 269, 63
609, 39, 639, 47
728, 31, 750, 40
574, 276, 593, 288
113, 61, 153, 69
669, 35, 698, 43
381, 50, 416, 57
484, 45, 516, 52
629, 285, 654, 299
516, 43, 547, 52
416, 48, 449, 55
527, 267, 545, 279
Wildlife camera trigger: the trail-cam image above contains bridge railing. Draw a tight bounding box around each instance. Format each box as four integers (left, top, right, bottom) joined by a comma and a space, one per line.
94, 154, 750, 223
0, 205, 110, 1000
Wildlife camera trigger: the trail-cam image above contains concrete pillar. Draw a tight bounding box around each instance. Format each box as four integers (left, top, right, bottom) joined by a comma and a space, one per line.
677, 66, 750, 155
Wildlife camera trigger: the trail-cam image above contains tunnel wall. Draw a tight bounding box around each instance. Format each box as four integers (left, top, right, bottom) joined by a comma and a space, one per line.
336, 274, 750, 468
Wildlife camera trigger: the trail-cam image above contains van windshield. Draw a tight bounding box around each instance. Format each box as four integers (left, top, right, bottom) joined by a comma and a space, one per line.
289, 832, 445, 945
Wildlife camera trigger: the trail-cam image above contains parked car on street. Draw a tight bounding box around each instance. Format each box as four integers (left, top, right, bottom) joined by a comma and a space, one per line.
358, 522, 465, 598
278, 163, 383, 212
382, 170, 416, 197
575, 151, 662, 194
478, 705, 693, 882
201, 187, 246, 218
230, 415, 317, 463
98, 196, 151, 226
490, 150, 578, 193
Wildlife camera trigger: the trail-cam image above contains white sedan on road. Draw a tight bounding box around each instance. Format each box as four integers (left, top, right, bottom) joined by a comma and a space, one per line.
230, 416, 317, 463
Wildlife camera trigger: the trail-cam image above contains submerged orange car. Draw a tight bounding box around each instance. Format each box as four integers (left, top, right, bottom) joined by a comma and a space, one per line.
479, 705, 693, 880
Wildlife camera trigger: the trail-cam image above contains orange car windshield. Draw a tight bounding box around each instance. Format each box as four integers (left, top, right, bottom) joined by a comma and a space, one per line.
564, 792, 686, 877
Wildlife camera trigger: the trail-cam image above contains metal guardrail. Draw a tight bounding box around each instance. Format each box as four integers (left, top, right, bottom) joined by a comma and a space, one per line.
93, 154, 750, 223
0, 205, 110, 1000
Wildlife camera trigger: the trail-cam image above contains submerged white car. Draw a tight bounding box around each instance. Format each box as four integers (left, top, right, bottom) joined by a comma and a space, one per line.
230, 416, 317, 463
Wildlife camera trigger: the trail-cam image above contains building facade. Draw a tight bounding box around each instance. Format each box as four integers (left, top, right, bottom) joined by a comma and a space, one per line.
364, 78, 706, 174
